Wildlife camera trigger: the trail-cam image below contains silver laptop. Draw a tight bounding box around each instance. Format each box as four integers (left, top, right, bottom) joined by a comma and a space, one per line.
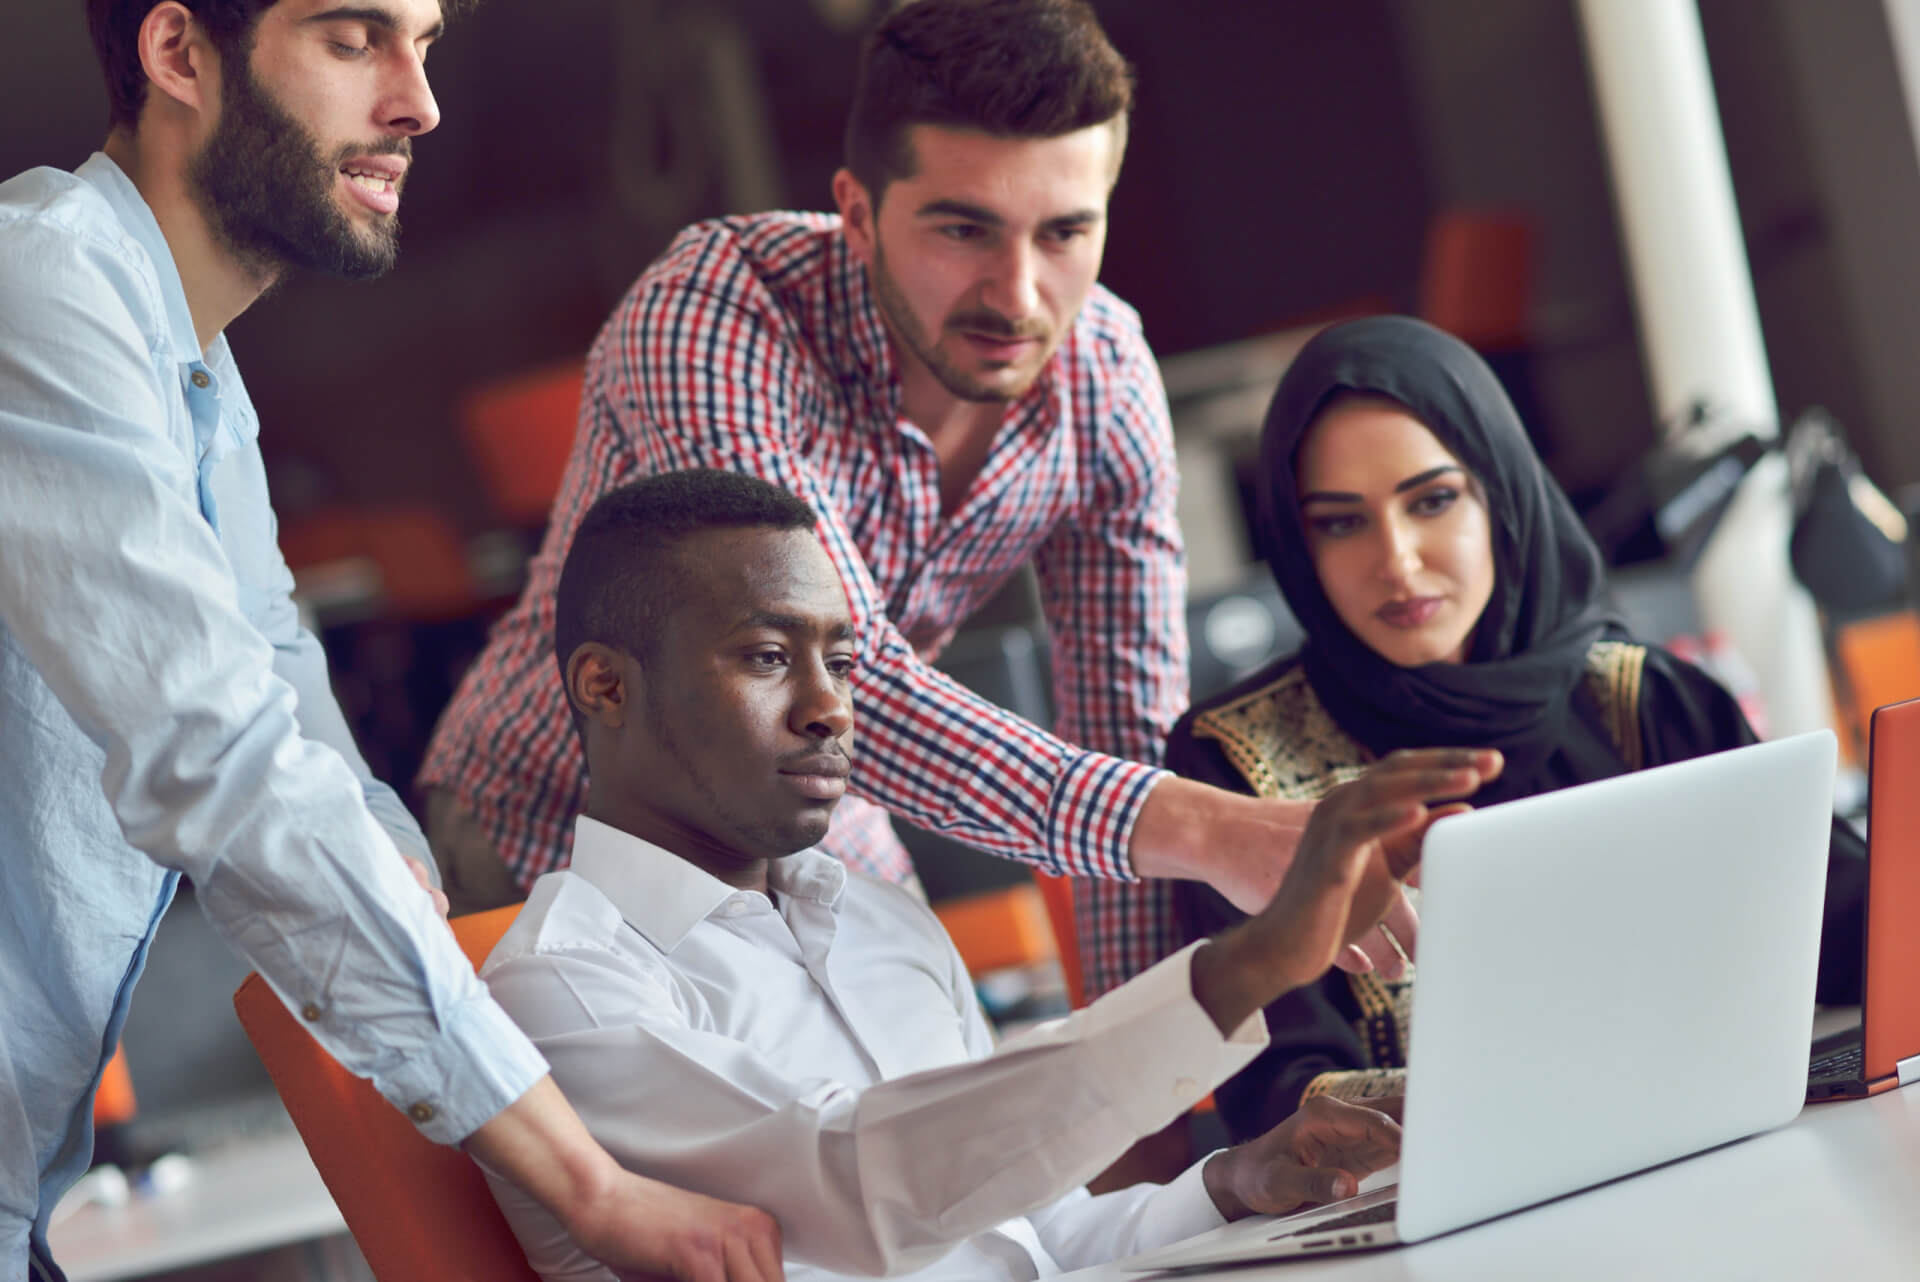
1122, 730, 1836, 1271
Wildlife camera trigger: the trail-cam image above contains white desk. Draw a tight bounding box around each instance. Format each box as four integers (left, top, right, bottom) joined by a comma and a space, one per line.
47, 1128, 347, 1282
1060, 1086, 1920, 1282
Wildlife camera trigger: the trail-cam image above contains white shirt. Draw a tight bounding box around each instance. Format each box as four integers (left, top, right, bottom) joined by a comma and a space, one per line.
480, 817, 1268, 1281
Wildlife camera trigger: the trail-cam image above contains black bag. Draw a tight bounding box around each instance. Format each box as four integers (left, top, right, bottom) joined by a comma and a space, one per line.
1785, 410, 1908, 616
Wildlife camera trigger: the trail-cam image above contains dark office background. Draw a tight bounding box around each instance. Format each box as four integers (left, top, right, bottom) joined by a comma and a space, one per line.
17, 0, 1920, 1144
14, 0, 1920, 531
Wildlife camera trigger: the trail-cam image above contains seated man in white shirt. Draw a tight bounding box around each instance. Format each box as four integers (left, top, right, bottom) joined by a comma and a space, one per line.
479, 469, 1501, 1281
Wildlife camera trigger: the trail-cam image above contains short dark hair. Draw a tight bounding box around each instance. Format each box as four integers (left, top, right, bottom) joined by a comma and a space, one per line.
553, 469, 820, 704
87, 0, 271, 128
843, 0, 1134, 201
85, 0, 474, 130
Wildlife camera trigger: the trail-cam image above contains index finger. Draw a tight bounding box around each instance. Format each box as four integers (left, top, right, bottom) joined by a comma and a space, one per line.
751, 1221, 785, 1282
1308, 1095, 1405, 1152
1350, 761, 1497, 816
1375, 747, 1503, 784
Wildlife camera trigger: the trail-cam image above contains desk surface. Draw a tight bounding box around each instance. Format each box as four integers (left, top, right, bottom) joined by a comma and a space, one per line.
47, 1128, 344, 1282
45, 1013, 1891, 1281
1062, 1085, 1920, 1282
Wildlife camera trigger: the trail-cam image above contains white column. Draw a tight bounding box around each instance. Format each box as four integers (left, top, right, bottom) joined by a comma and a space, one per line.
1576, 0, 1834, 739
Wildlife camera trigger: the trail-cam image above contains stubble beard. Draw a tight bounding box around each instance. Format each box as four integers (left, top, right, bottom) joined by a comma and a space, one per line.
868, 238, 1053, 406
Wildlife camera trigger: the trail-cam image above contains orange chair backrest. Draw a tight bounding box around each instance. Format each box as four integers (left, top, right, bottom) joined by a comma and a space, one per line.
1031, 874, 1085, 1008
1418, 209, 1536, 351
459, 360, 587, 529
278, 505, 480, 623
233, 905, 535, 1282
92, 1043, 138, 1127
931, 882, 1059, 978
1833, 611, 1920, 762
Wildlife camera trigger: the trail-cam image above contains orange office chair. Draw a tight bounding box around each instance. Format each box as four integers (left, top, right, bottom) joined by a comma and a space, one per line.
458, 359, 588, 530
278, 504, 482, 624
233, 905, 536, 1282
1830, 610, 1920, 763
1031, 873, 1085, 1009
1417, 208, 1537, 351
92, 1044, 138, 1129
930, 879, 1061, 979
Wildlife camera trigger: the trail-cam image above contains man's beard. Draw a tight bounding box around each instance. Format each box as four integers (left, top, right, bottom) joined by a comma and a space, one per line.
188, 60, 407, 283
868, 239, 1050, 405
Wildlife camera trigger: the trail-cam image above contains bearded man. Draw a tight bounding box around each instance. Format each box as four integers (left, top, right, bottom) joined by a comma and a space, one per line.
0, 4, 780, 1279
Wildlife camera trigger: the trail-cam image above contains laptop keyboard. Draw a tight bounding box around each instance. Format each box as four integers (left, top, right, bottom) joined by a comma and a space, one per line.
1275, 1200, 1399, 1239
1810, 1041, 1864, 1080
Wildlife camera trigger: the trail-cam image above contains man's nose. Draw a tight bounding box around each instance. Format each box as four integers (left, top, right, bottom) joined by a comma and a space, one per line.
380, 50, 441, 136
793, 665, 853, 739
983, 239, 1040, 319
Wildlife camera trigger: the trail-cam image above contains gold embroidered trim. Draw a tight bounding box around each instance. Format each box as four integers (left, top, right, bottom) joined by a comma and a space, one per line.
1300, 1067, 1407, 1105
1346, 970, 1414, 1068
1194, 644, 1649, 801
1189, 667, 1371, 803
1582, 640, 1647, 770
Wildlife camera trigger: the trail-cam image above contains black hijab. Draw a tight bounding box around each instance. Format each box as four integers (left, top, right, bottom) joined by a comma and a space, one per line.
1255, 315, 1627, 803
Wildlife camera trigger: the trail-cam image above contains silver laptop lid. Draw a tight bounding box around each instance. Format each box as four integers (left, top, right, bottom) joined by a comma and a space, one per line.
1397, 730, 1835, 1242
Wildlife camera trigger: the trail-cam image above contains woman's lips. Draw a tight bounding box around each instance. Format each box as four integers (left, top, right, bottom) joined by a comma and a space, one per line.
1377, 596, 1444, 628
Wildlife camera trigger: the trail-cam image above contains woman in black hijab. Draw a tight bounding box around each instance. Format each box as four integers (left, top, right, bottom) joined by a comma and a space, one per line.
1170, 315, 1865, 1141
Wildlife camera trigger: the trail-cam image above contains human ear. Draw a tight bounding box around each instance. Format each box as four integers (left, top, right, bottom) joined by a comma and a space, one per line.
832, 168, 877, 266
137, 2, 217, 117
566, 643, 633, 729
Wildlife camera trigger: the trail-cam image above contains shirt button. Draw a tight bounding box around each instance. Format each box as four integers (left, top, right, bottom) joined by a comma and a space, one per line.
190, 370, 210, 389
300, 1003, 323, 1022
1174, 1077, 1201, 1100
408, 1101, 436, 1124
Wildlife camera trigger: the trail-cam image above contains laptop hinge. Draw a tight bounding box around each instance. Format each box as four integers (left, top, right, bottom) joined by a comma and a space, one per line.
1899, 1054, 1920, 1088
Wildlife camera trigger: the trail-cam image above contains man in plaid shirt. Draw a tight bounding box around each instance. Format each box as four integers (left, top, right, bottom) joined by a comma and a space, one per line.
420, 0, 1414, 1000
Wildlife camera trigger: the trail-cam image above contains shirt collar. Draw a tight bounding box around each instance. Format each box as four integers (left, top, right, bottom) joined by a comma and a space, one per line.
76, 152, 207, 366
826, 225, 898, 411
567, 815, 849, 953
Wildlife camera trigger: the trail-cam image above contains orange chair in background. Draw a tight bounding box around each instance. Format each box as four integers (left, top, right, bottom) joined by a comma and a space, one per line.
1417, 209, 1537, 351
931, 880, 1060, 978
458, 359, 587, 530
233, 906, 534, 1282
278, 504, 481, 623
92, 1044, 138, 1129
1831, 610, 1920, 760
1032, 874, 1085, 1009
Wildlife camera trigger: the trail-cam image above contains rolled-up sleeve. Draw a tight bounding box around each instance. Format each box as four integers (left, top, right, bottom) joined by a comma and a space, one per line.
0, 218, 543, 1143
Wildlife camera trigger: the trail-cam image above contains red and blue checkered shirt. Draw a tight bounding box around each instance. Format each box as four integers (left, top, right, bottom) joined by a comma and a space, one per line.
420, 211, 1188, 998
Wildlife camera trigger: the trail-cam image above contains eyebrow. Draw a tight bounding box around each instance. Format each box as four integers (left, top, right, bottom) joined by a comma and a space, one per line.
1300, 465, 1465, 505
304, 6, 445, 41
737, 611, 857, 643
913, 199, 1103, 230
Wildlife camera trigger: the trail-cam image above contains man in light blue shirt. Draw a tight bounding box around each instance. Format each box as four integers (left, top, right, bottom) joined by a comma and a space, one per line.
0, 2, 781, 1278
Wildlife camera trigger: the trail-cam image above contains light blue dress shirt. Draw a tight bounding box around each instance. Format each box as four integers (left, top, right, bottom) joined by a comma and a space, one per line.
0, 154, 547, 1275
